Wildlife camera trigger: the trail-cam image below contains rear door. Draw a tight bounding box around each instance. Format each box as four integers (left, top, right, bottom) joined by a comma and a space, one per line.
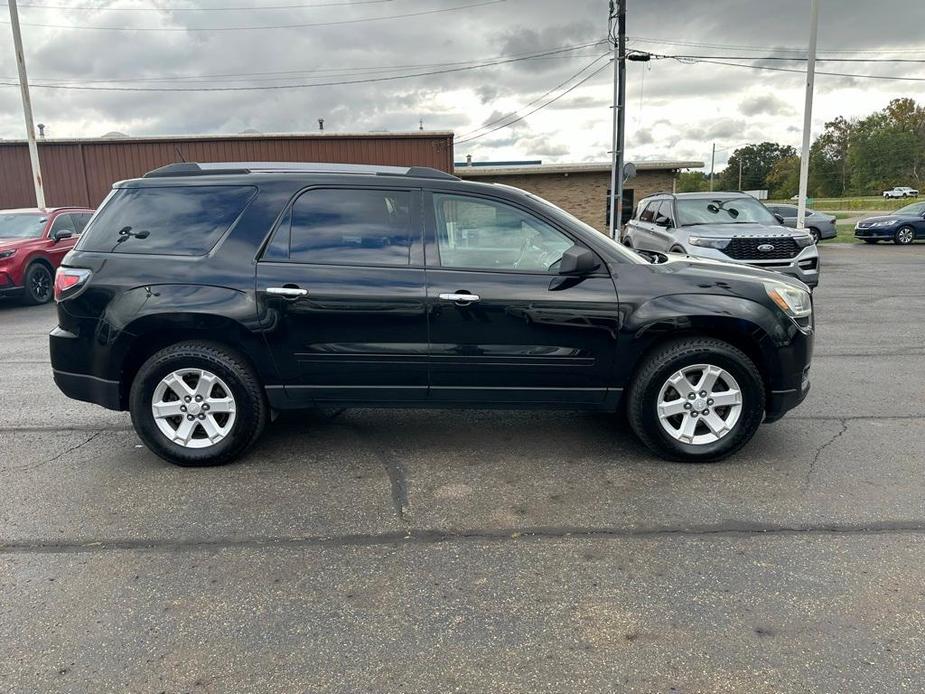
256, 185, 429, 405
423, 191, 619, 406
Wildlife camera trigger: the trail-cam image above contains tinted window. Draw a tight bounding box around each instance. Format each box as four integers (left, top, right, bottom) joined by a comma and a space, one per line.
72, 213, 92, 234
78, 185, 256, 255
49, 214, 74, 235
778, 206, 798, 218
433, 193, 573, 273
285, 188, 413, 266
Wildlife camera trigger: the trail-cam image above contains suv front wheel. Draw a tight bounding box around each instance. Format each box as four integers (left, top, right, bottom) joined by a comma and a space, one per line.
129, 341, 267, 466
627, 337, 766, 462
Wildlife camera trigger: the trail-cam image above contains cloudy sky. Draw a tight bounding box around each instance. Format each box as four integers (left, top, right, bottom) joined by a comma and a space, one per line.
1, 0, 923, 172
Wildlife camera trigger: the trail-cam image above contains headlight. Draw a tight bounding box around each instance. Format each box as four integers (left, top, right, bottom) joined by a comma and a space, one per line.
871, 219, 897, 227
0, 249, 16, 260
793, 233, 814, 248
688, 235, 730, 249
765, 282, 812, 319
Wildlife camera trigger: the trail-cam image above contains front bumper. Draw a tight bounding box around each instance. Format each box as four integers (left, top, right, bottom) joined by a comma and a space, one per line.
854, 225, 896, 239
765, 364, 811, 423
685, 245, 820, 288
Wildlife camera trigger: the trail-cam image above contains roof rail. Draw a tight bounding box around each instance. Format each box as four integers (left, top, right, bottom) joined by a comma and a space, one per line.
142, 162, 459, 180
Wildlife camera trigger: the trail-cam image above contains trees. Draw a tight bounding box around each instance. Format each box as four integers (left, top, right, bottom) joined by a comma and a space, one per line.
677, 170, 710, 192
719, 142, 797, 191
766, 156, 801, 199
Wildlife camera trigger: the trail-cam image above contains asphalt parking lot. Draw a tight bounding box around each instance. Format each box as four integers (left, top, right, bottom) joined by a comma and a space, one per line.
2, 245, 924, 693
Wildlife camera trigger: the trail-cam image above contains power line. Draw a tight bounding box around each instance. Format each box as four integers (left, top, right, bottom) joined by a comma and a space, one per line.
14, 0, 395, 10
0, 0, 507, 30
455, 52, 610, 140
0, 43, 605, 92
627, 35, 925, 56
668, 56, 925, 83
456, 60, 612, 144
3, 40, 606, 85
667, 54, 925, 64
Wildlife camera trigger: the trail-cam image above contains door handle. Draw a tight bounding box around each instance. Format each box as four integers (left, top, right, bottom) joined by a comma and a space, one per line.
439, 292, 480, 305
266, 286, 308, 298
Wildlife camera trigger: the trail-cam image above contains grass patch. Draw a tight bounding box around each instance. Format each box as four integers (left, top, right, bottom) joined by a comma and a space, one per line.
767, 196, 915, 212
820, 221, 861, 244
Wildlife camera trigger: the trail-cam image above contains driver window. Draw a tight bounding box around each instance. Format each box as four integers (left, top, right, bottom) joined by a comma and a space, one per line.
654, 201, 673, 227
433, 194, 573, 272
49, 214, 74, 236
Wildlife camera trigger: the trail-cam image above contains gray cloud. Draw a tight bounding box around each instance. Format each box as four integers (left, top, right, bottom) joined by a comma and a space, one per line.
0, 0, 920, 169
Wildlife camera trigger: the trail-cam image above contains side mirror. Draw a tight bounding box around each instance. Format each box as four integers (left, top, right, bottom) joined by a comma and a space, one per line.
52, 229, 74, 242
773, 213, 784, 224
558, 245, 599, 275
655, 217, 671, 228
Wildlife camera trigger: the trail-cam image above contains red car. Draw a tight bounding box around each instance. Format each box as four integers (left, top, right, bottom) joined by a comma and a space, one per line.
0, 207, 95, 304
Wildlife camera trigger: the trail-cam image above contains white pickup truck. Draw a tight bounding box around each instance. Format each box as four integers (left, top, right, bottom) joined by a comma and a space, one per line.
883, 186, 919, 198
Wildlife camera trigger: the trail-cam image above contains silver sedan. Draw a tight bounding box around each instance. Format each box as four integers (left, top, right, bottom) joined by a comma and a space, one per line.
765, 204, 837, 244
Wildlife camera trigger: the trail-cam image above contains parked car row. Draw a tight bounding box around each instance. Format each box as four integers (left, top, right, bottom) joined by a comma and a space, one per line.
854, 201, 925, 245
0, 207, 95, 304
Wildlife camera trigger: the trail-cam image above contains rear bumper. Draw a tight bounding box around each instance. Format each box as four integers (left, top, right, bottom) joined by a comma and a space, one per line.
53, 368, 122, 410
50, 326, 124, 411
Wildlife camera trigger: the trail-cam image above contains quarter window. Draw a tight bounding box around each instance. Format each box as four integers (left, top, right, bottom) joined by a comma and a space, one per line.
78, 185, 256, 255
433, 194, 574, 273
639, 200, 658, 222
286, 188, 414, 266
654, 201, 673, 227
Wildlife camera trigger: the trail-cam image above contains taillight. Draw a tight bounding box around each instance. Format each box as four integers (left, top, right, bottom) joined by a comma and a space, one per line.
54, 267, 91, 301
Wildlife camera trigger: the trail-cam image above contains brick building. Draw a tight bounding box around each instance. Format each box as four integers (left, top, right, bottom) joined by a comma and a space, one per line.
455, 161, 703, 233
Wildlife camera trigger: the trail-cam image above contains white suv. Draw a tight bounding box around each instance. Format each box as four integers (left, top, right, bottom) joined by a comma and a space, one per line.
883, 186, 919, 198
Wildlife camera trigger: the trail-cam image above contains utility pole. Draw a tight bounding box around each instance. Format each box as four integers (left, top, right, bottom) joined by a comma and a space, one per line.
709, 143, 715, 191
738, 157, 743, 190
607, 0, 626, 240
796, 0, 819, 230
7, 0, 45, 208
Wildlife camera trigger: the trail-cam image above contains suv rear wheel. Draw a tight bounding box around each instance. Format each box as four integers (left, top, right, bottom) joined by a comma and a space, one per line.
129, 341, 267, 466
627, 337, 766, 462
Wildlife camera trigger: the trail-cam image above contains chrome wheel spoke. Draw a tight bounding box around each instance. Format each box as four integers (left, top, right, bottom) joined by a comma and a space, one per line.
702, 411, 730, 437
173, 417, 197, 445
667, 372, 694, 398
696, 365, 722, 394
206, 396, 235, 414
194, 371, 217, 399
152, 400, 184, 419
678, 414, 698, 443
658, 399, 688, 418
710, 390, 741, 408
200, 415, 224, 442
163, 372, 195, 400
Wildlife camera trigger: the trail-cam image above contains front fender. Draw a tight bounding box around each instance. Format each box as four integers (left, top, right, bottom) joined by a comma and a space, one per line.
618, 293, 808, 391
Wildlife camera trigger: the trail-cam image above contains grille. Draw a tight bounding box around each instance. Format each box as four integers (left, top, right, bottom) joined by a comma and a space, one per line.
722, 237, 800, 260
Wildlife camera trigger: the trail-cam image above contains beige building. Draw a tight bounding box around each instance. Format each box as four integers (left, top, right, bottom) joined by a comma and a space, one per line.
455, 161, 703, 233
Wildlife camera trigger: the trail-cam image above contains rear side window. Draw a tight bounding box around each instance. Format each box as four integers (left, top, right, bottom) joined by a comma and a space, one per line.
281, 188, 414, 266
78, 185, 256, 255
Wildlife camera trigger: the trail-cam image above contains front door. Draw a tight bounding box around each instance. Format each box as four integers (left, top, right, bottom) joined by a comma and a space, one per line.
257, 185, 428, 405
424, 191, 620, 406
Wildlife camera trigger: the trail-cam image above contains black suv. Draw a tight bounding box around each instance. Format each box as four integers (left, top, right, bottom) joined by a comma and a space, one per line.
51, 162, 813, 466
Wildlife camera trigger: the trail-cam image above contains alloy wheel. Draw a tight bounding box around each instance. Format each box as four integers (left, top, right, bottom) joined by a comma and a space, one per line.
896, 227, 914, 245
30, 267, 51, 302
151, 368, 237, 448
656, 363, 743, 445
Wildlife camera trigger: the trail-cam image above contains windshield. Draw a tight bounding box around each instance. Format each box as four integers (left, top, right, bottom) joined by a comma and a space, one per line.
0, 213, 46, 239
895, 201, 925, 216
676, 197, 778, 226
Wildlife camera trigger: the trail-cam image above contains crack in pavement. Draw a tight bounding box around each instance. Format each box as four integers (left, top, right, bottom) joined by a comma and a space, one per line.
335, 420, 411, 523
2, 521, 924, 555
805, 418, 849, 489
6, 430, 104, 473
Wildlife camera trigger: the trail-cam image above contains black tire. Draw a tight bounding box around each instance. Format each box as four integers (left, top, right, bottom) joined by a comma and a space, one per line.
894, 226, 915, 245
807, 227, 820, 244
21, 263, 53, 305
129, 341, 267, 467
627, 337, 766, 463
670, 245, 686, 254
863, 239, 879, 244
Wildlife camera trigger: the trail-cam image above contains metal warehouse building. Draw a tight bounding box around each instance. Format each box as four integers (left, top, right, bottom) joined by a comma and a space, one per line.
0, 131, 454, 209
